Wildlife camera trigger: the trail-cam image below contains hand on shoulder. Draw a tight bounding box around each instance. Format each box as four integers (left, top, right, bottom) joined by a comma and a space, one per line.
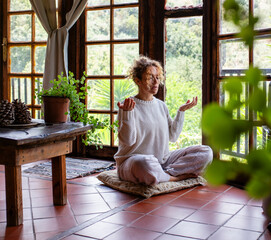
117, 98, 136, 111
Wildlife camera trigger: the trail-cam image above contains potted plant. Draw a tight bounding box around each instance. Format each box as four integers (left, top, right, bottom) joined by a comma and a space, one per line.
35, 71, 108, 148
201, 0, 271, 223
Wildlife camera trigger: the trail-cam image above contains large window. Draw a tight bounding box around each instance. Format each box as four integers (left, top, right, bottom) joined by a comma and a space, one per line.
5, 0, 47, 118
84, 0, 139, 149
2, 0, 139, 156
7, 0, 262, 159
217, 0, 271, 160
165, 1, 203, 150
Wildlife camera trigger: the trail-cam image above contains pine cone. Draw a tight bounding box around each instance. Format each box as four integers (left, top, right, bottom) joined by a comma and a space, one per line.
13, 99, 32, 124
0, 100, 15, 126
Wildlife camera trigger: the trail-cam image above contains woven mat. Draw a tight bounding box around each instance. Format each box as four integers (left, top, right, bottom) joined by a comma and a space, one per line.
23, 157, 115, 180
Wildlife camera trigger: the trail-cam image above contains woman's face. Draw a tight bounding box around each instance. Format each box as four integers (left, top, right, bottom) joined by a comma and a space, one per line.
137, 66, 160, 96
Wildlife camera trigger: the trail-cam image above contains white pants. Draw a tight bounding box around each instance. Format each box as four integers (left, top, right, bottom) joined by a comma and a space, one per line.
117, 145, 213, 186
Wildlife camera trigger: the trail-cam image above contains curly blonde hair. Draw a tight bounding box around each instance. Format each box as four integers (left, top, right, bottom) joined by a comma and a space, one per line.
128, 55, 164, 83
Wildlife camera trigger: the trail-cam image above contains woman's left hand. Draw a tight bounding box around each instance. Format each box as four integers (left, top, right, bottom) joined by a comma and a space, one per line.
179, 96, 198, 112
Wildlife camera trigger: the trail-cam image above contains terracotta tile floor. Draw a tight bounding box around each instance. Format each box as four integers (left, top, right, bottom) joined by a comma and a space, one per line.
0, 164, 271, 240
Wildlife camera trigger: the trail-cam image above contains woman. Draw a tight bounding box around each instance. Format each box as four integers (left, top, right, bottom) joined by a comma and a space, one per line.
114, 56, 213, 185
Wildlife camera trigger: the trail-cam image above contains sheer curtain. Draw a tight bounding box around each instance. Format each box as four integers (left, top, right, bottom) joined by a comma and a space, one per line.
30, 0, 88, 89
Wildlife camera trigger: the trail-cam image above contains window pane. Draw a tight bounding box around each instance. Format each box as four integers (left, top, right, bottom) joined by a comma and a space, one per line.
252, 80, 270, 122
35, 109, 42, 119
219, 39, 249, 76
220, 153, 247, 162
240, 132, 249, 155
88, 0, 110, 7
87, 45, 110, 75
165, 17, 202, 150
9, 0, 31, 11
255, 126, 265, 150
220, 122, 249, 160
252, 81, 268, 121
114, 43, 139, 75
114, 79, 137, 110
114, 7, 138, 40
166, 18, 202, 62
10, 15, 31, 42
10, 46, 31, 73
87, 10, 110, 41
166, 0, 202, 8
231, 132, 248, 156
87, 79, 110, 110
35, 78, 43, 105
219, 0, 249, 35
113, 114, 118, 147
265, 81, 271, 108
35, 16, 47, 41
89, 114, 110, 146
254, 38, 271, 73
254, 0, 271, 30
35, 46, 46, 73
219, 81, 249, 120
114, 0, 138, 4
263, 126, 271, 149
220, 132, 249, 160
10, 78, 31, 105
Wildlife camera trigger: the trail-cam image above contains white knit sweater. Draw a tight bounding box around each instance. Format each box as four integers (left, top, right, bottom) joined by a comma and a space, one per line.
114, 97, 185, 165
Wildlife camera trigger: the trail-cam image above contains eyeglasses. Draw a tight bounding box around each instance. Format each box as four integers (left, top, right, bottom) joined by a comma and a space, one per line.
145, 74, 161, 83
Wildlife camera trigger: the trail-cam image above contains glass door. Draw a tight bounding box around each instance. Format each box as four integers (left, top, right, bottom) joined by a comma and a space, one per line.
165, 1, 203, 150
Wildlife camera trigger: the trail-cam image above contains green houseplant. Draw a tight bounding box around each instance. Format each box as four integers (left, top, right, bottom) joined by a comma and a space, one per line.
35, 71, 108, 148
201, 0, 271, 221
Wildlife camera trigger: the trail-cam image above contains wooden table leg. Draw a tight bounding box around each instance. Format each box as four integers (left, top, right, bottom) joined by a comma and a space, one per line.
5, 165, 23, 226
51, 155, 67, 205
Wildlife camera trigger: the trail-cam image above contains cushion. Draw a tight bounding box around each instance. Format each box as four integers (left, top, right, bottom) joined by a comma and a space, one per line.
97, 170, 207, 198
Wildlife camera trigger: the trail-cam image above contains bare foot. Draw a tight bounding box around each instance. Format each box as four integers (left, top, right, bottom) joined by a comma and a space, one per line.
169, 173, 198, 182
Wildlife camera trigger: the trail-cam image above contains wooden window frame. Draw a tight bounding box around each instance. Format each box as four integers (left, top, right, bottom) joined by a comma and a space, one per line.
0, 0, 218, 158
1, 0, 48, 118
213, 0, 271, 159
140, 0, 214, 146
1, 0, 8, 101
70, 1, 140, 158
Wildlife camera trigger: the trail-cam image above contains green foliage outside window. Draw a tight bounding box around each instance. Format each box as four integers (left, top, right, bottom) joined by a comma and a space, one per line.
9, 0, 31, 12
166, 17, 203, 149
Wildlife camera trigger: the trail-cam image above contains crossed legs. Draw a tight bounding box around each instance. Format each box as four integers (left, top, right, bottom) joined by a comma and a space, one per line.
117, 145, 213, 186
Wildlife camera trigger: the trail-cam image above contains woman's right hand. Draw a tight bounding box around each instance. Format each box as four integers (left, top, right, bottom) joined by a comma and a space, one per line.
117, 98, 136, 111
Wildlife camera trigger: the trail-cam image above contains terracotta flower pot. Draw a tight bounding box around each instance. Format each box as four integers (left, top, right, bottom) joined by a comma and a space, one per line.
42, 96, 70, 124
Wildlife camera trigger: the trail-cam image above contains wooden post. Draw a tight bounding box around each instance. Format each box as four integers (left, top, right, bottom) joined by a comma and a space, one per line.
139, 0, 166, 101
5, 165, 23, 226
202, 0, 217, 146
51, 155, 67, 205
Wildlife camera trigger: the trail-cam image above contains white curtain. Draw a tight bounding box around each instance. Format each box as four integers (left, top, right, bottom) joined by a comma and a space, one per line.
30, 0, 88, 89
